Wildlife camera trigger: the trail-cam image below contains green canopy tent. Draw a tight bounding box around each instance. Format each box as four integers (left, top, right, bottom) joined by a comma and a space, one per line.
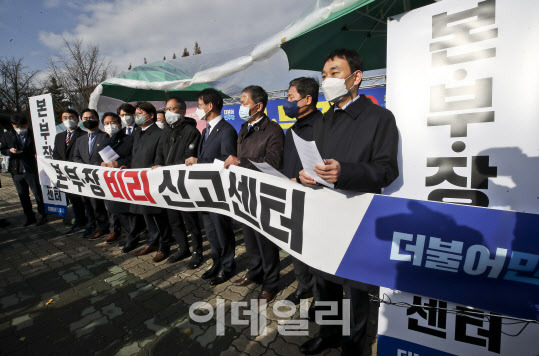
98, 61, 227, 103
281, 0, 434, 71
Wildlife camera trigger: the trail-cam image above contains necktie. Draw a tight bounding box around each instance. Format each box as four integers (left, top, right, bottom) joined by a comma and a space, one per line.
247, 124, 254, 134
66, 131, 72, 145
201, 124, 211, 149
127, 127, 131, 135
88, 133, 94, 155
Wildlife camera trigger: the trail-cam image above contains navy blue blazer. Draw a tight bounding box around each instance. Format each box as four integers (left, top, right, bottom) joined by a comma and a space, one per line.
73, 130, 109, 165
197, 118, 238, 163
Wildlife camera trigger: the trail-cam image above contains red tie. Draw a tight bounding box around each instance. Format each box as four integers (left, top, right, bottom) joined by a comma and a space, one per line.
66, 131, 72, 145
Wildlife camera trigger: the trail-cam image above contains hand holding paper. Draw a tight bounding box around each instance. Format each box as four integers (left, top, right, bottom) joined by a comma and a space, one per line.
291, 130, 334, 188
98, 145, 120, 164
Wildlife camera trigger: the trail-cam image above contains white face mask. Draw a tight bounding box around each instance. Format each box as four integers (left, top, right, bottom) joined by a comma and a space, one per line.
121, 115, 134, 126
156, 122, 166, 129
321, 71, 358, 102
15, 128, 27, 135
196, 105, 207, 120
165, 111, 182, 125
238, 104, 255, 121
135, 114, 148, 127
64, 119, 78, 130
104, 124, 120, 136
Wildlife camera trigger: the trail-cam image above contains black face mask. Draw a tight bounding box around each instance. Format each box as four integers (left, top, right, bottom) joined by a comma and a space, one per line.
83, 120, 99, 130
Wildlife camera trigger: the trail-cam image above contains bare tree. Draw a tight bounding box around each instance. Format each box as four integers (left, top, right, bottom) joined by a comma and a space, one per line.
0, 57, 39, 113
49, 38, 116, 112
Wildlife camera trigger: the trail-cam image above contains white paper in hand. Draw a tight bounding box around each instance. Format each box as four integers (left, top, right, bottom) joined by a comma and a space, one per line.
291, 130, 334, 188
249, 160, 288, 179
98, 145, 120, 163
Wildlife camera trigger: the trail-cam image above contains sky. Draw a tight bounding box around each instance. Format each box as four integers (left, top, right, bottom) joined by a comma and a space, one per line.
0, 0, 316, 84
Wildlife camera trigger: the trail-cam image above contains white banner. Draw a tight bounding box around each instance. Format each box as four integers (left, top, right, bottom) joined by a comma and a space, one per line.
385, 0, 539, 214
29, 94, 68, 216
37, 157, 370, 275
377, 287, 539, 356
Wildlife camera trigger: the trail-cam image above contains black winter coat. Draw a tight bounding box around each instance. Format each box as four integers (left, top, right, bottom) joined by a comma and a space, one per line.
154, 117, 200, 166
313, 94, 399, 193
129, 123, 162, 215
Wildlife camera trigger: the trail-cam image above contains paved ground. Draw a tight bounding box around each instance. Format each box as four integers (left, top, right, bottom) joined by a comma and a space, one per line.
0, 172, 377, 355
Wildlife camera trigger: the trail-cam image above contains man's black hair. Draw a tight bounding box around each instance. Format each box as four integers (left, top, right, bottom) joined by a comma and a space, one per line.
81, 108, 99, 119
135, 101, 156, 120
62, 108, 79, 118
198, 88, 224, 112
10, 114, 28, 125
102, 112, 121, 124
242, 85, 268, 109
156, 110, 165, 116
289, 77, 319, 107
116, 103, 135, 115
167, 97, 187, 110
324, 48, 364, 73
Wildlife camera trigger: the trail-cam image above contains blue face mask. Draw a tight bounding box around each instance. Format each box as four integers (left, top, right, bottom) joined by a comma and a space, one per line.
283, 99, 306, 118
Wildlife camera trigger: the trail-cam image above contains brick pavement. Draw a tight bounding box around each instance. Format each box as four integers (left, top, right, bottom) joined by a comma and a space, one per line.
0, 172, 377, 355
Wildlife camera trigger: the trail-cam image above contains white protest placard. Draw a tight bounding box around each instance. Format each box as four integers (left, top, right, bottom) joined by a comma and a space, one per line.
29, 94, 68, 216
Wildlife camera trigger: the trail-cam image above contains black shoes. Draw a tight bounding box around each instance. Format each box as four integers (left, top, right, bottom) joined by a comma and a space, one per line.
65, 224, 84, 236
285, 289, 313, 305
83, 225, 95, 238
23, 217, 36, 227
121, 241, 138, 253
35, 216, 47, 226
299, 336, 341, 355
187, 252, 203, 269
210, 269, 235, 286
166, 249, 191, 264
202, 261, 221, 279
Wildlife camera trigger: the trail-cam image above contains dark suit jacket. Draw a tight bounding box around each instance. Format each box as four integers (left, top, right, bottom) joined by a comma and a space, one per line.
313, 94, 399, 193
73, 130, 109, 165
0, 128, 38, 174
130, 123, 162, 214
197, 117, 237, 163
282, 110, 322, 179
237, 115, 284, 170
102, 130, 134, 168
100, 130, 134, 214
52, 127, 87, 162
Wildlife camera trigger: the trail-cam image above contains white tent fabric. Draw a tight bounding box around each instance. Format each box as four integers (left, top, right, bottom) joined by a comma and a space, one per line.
89, 0, 364, 110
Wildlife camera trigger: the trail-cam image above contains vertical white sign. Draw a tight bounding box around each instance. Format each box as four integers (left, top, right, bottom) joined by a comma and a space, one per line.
381, 0, 539, 354
29, 94, 68, 216
378, 287, 539, 355
385, 0, 539, 214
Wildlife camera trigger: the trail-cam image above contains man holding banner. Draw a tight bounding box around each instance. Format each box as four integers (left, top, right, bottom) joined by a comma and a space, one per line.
281, 77, 322, 305
225, 85, 285, 303
53, 109, 88, 235
73, 109, 110, 239
299, 49, 399, 355
186, 88, 238, 285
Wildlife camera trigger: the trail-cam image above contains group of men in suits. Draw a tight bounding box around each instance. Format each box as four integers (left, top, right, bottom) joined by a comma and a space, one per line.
1, 48, 398, 356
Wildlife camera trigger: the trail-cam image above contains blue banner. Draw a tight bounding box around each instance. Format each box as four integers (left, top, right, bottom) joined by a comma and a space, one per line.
377, 335, 456, 356
336, 195, 539, 320
222, 86, 386, 133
